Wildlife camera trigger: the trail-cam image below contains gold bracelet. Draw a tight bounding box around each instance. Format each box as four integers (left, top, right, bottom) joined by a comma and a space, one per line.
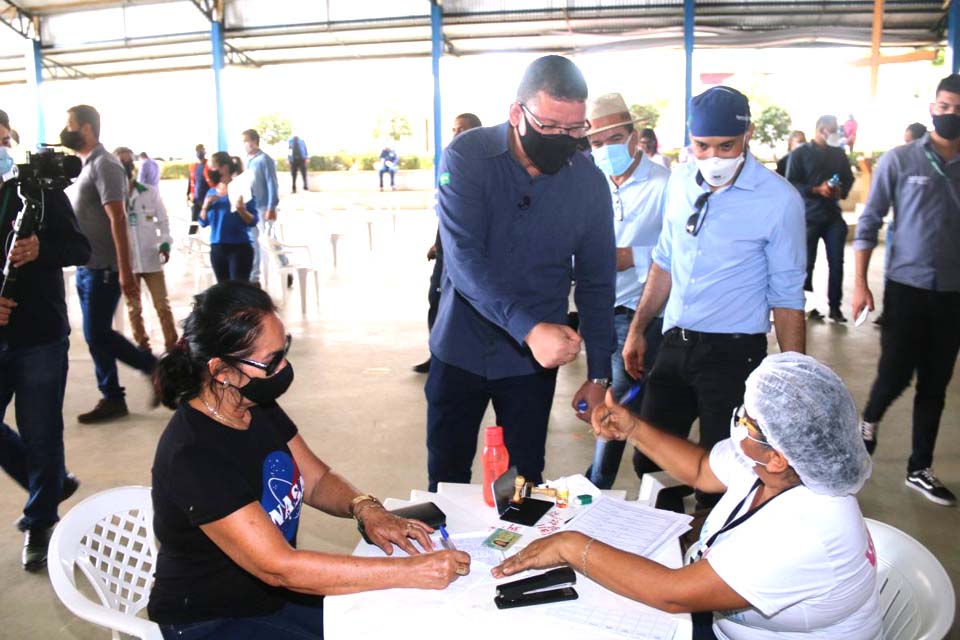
349, 494, 382, 519
581, 537, 595, 578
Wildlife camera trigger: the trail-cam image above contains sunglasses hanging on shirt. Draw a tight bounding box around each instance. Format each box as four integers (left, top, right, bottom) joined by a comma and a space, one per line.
685, 191, 713, 236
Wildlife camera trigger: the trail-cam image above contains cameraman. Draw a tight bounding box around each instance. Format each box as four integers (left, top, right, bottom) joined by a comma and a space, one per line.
0, 109, 91, 570
61, 105, 158, 423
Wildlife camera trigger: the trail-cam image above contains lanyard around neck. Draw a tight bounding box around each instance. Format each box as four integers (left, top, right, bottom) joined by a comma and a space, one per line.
923, 148, 948, 179
696, 478, 797, 561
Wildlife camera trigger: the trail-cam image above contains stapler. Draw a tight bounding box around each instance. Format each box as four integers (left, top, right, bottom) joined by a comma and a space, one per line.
494, 566, 579, 609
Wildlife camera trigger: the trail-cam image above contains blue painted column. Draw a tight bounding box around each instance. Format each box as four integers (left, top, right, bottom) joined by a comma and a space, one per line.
431, 0, 443, 184
211, 21, 228, 150
683, 0, 694, 146
950, 0, 960, 74
26, 39, 45, 145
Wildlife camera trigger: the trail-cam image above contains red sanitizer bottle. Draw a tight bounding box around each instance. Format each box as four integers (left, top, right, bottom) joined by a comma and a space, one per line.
482, 426, 510, 507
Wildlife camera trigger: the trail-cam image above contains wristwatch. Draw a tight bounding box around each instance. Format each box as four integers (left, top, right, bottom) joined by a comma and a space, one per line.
590, 378, 612, 389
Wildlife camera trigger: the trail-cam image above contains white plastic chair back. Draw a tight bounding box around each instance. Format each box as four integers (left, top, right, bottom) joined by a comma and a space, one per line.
865, 518, 955, 640
48, 486, 162, 640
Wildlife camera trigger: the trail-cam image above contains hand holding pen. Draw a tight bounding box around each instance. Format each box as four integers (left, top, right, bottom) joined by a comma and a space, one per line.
590, 387, 641, 442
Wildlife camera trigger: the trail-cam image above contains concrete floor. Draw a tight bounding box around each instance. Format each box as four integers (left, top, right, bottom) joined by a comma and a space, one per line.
0, 186, 957, 638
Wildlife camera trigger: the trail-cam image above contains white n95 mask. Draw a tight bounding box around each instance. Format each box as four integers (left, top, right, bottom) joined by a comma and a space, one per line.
695, 154, 744, 187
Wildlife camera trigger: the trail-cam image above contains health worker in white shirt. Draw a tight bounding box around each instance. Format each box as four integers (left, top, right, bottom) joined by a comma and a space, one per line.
494, 352, 881, 640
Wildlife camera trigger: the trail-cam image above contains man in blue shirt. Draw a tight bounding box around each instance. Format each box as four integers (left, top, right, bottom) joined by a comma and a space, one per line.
242, 129, 279, 286
622, 86, 806, 507
379, 147, 399, 191
287, 135, 308, 193
853, 73, 960, 507
582, 93, 669, 489
427, 55, 616, 490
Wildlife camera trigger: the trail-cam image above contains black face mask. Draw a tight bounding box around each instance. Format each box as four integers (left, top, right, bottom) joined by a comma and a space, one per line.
60, 128, 84, 151
517, 114, 578, 175
232, 361, 294, 405
122, 161, 135, 180
209, 169, 222, 184
197, 152, 205, 161
932, 113, 960, 141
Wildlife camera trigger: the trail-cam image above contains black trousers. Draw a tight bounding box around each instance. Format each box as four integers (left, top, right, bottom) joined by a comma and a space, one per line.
290, 159, 308, 192
210, 243, 254, 283
804, 215, 847, 311
863, 280, 960, 472
635, 329, 767, 505
424, 357, 558, 491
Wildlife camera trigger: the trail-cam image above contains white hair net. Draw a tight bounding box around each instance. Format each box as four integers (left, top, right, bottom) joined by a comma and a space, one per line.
744, 352, 871, 497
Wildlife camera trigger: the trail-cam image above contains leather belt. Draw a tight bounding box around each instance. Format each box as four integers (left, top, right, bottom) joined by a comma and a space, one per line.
614, 306, 633, 316
666, 327, 765, 343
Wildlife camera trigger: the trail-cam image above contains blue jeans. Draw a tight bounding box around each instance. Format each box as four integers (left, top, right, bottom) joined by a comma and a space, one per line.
804, 216, 848, 311
586, 314, 664, 489
159, 599, 324, 640
425, 357, 558, 491
76, 267, 157, 400
0, 337, 69, 530
210, 243, 254, 284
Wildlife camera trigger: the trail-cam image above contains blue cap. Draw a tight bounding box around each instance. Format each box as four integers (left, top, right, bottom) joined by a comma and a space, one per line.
689, 86, 751, 137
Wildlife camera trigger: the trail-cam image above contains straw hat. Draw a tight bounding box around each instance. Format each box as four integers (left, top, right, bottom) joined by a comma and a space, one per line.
586, 93, 642, 136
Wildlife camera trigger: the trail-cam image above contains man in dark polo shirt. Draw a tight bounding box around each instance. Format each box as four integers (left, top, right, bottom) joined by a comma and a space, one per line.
426, 56, 616, 490
62, 104, 157, 423
785, 115, 854, 323
854, 73, 960, 506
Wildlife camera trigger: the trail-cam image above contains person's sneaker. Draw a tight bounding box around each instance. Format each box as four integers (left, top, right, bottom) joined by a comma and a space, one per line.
14, 473, 81, 531
905, 469, 957, 506
808, 309, 825, 321
22, 526, 53, 572
78, 398, 129, 424
412, 359, 431, 374
829, 308, 848, 323
286, 274, 294, 289
860, 420, 878, 455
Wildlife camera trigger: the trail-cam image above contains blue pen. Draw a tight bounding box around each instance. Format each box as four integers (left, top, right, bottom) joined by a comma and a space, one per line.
438, 525, 457, 551
579, 381, 642, 414
618, 381, 643, 406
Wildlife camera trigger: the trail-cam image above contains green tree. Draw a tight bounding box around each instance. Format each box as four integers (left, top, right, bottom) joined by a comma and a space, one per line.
754, 105, 792, 150
255, 113, 293, 145
629, 103, 659, 129
373, 111, 413, 142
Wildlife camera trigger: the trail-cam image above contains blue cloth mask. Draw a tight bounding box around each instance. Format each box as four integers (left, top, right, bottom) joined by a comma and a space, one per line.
592, 138, 636, 177
0, 147, 14, 177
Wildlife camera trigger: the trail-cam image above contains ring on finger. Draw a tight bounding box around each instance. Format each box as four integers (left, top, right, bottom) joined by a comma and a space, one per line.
405, 521, 413, 532
455, 565, 468, 576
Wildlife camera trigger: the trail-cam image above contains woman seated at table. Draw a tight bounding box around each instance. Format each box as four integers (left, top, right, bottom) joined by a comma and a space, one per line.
148, 281, 470, 639
494, 353, 881, 639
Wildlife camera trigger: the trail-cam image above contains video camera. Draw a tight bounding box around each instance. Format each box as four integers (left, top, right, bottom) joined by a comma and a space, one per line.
10, 146, 82, 190
1, 146, 81, 305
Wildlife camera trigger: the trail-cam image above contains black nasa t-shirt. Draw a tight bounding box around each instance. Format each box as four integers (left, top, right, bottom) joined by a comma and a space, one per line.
147, 401, 305, 625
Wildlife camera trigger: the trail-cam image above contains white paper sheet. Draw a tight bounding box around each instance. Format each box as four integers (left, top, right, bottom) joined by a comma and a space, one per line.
550, 604, 679, 640
563, 497, 692, 558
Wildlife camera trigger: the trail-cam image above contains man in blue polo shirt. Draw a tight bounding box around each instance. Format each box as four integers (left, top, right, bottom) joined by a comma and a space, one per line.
853, 73, 960, 507
582, 92, 669, 490
427, 55, 616, 490
622, 86, 806, 506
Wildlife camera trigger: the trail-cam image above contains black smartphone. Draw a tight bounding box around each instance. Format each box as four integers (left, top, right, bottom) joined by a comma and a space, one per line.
494, 587, 579, 610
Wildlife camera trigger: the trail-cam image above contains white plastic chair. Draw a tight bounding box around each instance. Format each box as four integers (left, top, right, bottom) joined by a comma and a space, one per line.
48, 486, 162, 640
259, 234, 320, 314
865, 518, 956, 640
637, 470, 697, 513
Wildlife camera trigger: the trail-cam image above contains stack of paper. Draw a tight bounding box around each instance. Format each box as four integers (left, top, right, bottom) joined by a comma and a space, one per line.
562, 497, 692, 559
